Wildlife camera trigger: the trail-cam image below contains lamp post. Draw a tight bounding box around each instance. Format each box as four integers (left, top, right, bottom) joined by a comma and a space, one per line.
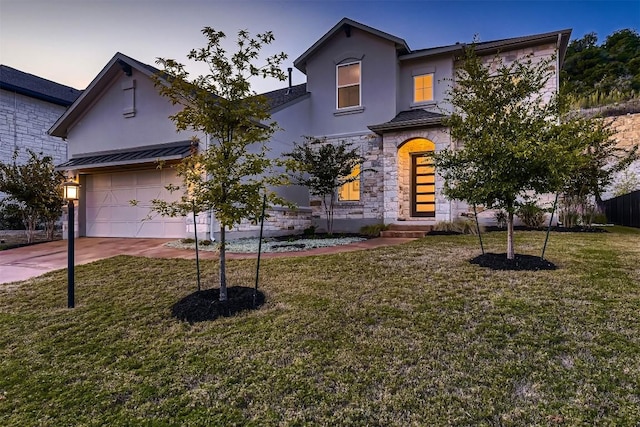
63, 180, 80, 308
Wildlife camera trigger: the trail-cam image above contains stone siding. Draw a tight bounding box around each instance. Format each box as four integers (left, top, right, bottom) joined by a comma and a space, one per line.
307, 133, 385, 232
382, 127, 467, 223
604, 112, 640, 199
212, 207, 313, 240
0, 89, 68, 165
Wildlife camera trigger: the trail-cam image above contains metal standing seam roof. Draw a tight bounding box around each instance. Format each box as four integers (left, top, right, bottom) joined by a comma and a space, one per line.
56, 141, 194, 170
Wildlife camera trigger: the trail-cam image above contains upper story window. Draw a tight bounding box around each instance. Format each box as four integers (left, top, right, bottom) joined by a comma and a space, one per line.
414, 73, 434, 103
337, 62, 361, 109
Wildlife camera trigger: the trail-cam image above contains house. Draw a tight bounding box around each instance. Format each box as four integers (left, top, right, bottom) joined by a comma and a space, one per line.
0, 65, 81, 169
49, 18, 571, 240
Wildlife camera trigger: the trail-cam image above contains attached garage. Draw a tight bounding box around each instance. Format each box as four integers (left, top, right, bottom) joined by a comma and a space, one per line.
83, 169, 185, 238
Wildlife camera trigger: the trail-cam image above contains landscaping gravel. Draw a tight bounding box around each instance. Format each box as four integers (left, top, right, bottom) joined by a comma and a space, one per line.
165, 236, 366, 253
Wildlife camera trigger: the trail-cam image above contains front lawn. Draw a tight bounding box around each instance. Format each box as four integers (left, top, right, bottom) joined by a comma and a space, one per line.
1, 228, 639, 425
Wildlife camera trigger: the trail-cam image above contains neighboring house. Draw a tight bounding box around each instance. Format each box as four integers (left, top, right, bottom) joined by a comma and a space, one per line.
0, 65, 81, 167
50, 18, 571, 239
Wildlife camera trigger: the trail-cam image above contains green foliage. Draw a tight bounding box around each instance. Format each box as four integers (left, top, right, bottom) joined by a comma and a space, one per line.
149, 27, 288, 300
359, 223, 388, 237
434, 44, 568, 258
613, 170, 640, 197
0, 149, 64, 242
516, 201, 545, 228
561, 29, 640, 107
559, 111, 638, 205
0, 202, 26, 230
433, 219, 481, 235
286, 138, 368, 235
302, 225, 317, 236
494, 210, 507, 229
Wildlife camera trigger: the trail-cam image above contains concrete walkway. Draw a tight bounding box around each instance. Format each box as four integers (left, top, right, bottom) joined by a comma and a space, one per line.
0, 236, 415, 284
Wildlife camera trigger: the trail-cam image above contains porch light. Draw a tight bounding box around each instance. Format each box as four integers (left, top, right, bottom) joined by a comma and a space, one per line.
63, 179, 80, 308
63, 180, 80, 201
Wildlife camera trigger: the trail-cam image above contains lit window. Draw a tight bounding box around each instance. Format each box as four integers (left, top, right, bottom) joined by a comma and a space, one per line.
337, 62, 361, 109
339, 164, 360, 201
414, 74, 434, 103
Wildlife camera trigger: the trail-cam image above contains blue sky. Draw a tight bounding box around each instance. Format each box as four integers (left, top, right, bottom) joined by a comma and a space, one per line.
1, 0, 638, 94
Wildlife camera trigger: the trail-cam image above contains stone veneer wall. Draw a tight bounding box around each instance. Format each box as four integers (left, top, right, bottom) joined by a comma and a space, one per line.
211, 207, 313, 240
0, 89, 68, 165
603, 112, 640, 199
382, 126, 467, 223
308, 133, 385, 232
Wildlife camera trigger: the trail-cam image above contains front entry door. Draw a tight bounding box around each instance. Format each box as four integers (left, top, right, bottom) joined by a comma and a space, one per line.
411, 153, 435, 217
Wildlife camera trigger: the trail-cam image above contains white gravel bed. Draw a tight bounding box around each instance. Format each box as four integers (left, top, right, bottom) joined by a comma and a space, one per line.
165, 236, 366, 253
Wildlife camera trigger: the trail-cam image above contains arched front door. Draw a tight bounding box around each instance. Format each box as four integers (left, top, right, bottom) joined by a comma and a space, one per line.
397, 138, 436, 219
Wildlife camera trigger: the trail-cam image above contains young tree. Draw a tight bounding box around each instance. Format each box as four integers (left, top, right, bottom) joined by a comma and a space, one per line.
149, 28, 288, 302
0, 149, 64, 242
285, 138, 366, 235
434, 45, 568, 259
558, 111, 638, 225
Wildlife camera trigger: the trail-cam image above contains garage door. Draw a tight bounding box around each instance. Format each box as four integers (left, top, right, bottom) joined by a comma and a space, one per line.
85, 169, 186, 238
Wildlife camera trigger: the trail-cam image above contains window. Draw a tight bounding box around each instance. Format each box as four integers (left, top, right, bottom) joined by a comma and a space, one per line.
338, 164, 360, 201
337, 62, 360, 109
414, 73, 434, 103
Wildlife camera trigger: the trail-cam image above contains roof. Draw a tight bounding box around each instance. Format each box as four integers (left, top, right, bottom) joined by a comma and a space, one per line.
49, 52, 164, 138
260, 83, 309, 112
294, 17, 410, 73
0, 65, 82, 106
368, 110, 447, 135
56, 140, 194, 171
400, 28, 573, 65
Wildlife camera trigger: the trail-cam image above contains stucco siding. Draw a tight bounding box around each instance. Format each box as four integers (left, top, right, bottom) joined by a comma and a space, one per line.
305, 27, 399, 136
398, 55, 454, 114
66, 69, 195, 157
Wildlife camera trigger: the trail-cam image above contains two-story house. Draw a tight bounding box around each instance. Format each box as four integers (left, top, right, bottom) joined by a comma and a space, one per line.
49, 18, 571, 240
272, 18, 571, 232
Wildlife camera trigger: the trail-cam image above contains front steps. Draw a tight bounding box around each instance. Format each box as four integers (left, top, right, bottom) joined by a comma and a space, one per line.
380, 223, 433, 238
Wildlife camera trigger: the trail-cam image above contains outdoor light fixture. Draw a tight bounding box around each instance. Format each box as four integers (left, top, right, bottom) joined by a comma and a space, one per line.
63, 179, 80, 308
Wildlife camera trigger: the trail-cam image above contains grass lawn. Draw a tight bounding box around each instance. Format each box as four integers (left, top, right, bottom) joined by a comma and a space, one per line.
1, 228, 639, 425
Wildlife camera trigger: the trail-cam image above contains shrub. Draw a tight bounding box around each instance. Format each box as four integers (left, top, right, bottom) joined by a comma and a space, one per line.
433, 219, 482, 235
200, 239, 213, 246
494, 210, 507, 229
516, 202, 545, 228
302, 225, 317, 236
0, 202, 26, 230
359, 223, 389, 237
181, 238, 195, 244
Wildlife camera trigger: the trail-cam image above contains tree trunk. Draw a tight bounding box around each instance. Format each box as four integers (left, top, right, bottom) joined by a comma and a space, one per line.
219, 224, 227, 302
507, 210, 515, 260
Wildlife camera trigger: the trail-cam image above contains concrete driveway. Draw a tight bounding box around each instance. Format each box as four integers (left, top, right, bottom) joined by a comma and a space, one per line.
0, 237, 215, 285
0, 236, 414, 285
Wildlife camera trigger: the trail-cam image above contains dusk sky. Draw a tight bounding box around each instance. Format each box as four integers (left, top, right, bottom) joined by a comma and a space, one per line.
1, 0, 638, 94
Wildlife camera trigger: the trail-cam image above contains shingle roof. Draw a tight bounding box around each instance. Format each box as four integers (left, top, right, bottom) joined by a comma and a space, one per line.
260, 83, 309, 112
400, 28, 572, 65
56, 141, 194, 171
368, 110, 447, 134
0, 65, 82, 106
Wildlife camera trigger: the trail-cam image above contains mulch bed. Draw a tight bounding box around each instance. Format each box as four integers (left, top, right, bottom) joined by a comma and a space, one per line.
171, 286, 265, 323
470, 252, 557, 271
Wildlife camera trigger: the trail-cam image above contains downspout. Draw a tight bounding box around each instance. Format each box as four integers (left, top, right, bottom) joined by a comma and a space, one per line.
556, 33, 561, 95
